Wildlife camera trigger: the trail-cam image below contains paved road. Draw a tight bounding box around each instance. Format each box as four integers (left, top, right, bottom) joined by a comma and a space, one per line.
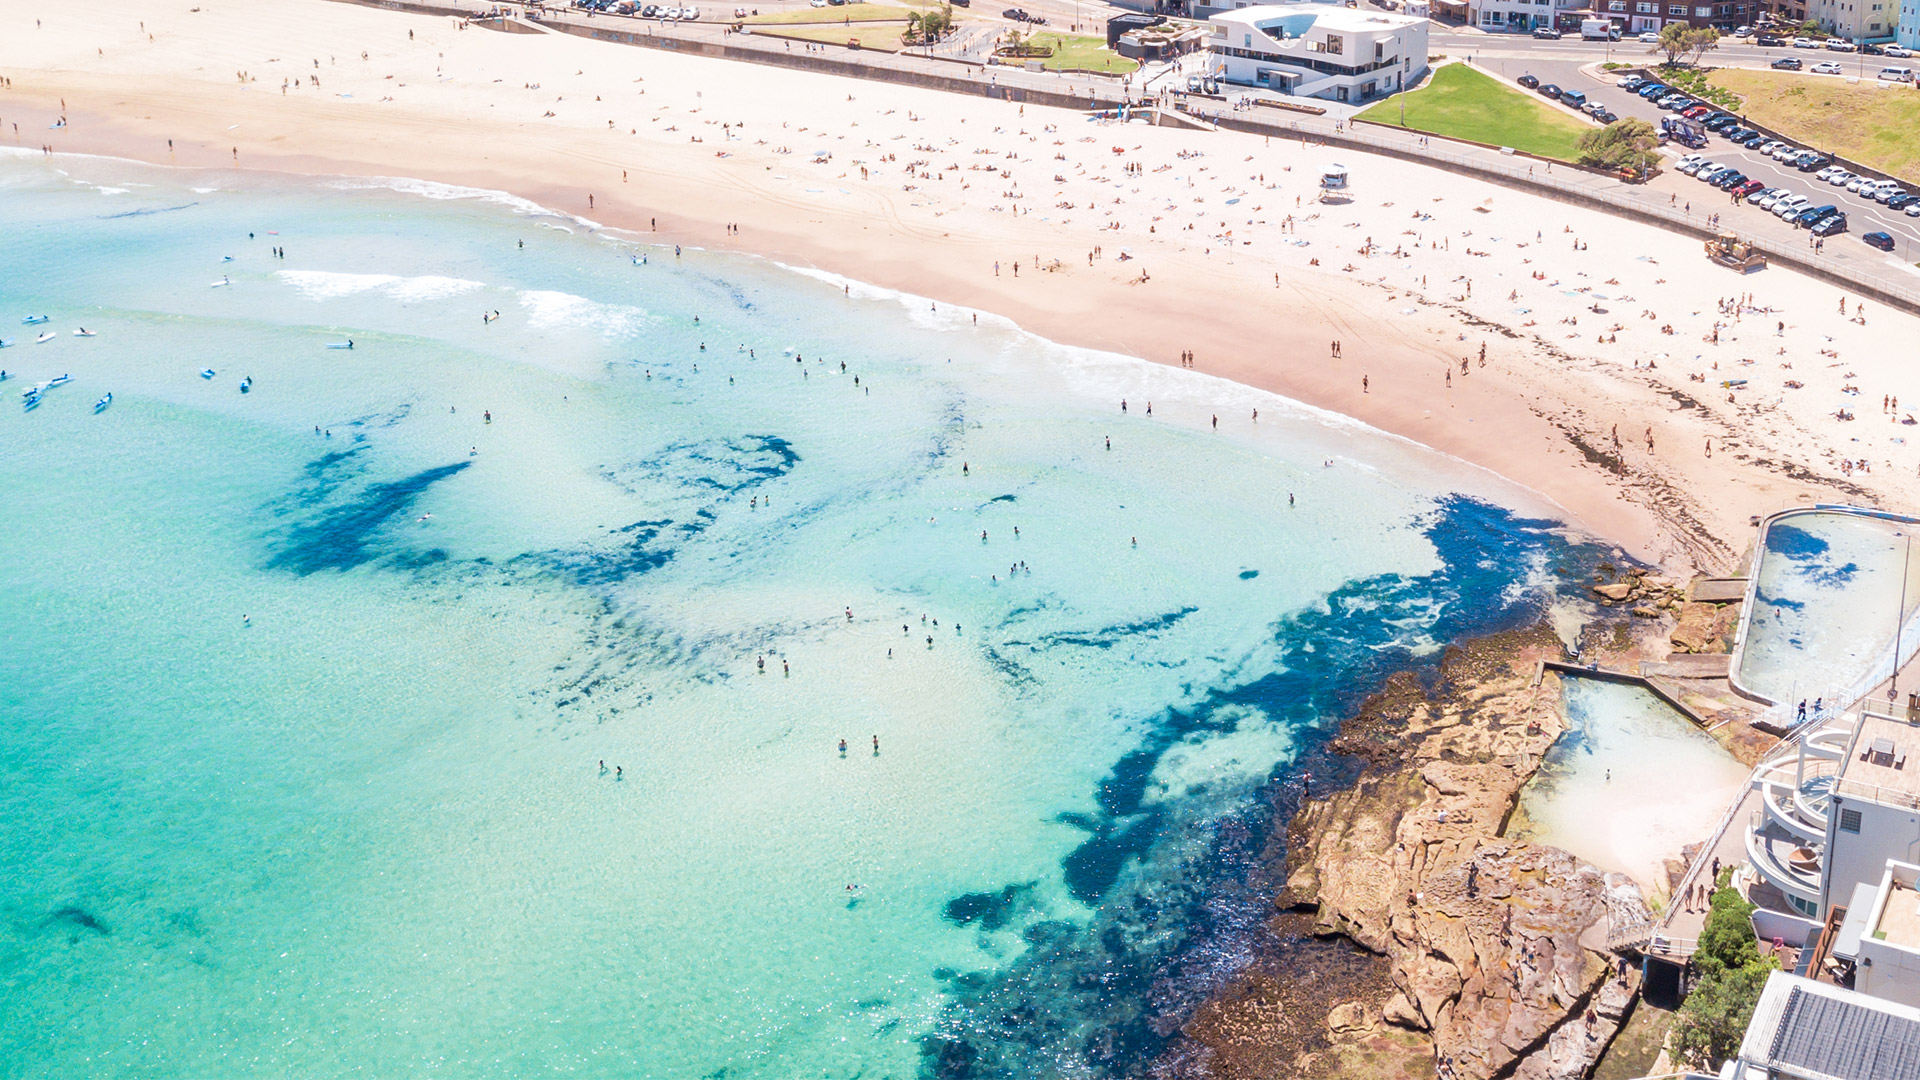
1430, 26, 1905, 78
1425, 33, 1920, 258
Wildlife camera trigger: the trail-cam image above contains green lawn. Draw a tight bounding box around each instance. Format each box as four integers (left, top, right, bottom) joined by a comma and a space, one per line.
744, 3, 915, 24
1022, 31, 1139, 74
1356, 62, 1591, 162
1707, 68, 1920, 183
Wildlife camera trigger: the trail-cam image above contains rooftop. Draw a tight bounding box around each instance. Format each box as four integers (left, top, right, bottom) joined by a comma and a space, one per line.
1838, 711, 1920, 804
1739, 972, 1920, 1080
1209, 3, 1428, 33
1875, 880, 1920, 951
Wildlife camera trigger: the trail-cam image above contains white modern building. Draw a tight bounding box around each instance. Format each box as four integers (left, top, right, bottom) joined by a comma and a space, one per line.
1745, 700, 1920, 922
1899, 0, 1919, 49
1724, 972, 1920, 1080
1830, 858, 1920, 1006
1207, 3, 1431, 103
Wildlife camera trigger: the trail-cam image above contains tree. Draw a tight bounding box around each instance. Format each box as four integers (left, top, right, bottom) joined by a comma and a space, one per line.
1577, 117, 1661, 176
1671, 960, 1774, 1068
1651, 21, 1690, 64
1685, 27, 1721, 66
1692, 878, 1760, 978
1669, 881, 1777, 1071
922, 3, 953, 39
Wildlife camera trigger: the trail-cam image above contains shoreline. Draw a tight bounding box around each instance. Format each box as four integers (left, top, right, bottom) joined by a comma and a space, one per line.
6, 0, 1919, 574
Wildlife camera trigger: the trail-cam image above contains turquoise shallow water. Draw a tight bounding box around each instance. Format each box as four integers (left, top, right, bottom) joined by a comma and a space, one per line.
0, 151, 1603, 1078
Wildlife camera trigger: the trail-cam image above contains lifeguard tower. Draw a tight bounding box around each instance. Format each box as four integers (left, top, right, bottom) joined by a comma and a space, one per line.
1319, 164, 1350, 203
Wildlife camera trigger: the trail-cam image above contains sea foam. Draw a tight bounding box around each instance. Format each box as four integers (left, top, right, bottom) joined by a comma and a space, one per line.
278, 270, 486, 303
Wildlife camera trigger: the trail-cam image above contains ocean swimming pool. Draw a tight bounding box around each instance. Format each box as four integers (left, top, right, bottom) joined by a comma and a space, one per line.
1513, 677, 1748, 893
1736, 508, 1920, 709
0, 151, 1608, 1078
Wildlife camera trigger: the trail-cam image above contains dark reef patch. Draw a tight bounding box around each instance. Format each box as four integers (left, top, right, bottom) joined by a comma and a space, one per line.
101, 202, 198, 220
1036, 607, 1199, 650
944, 883, 1037, 932
47, 906, 110, 938
266, 461, 471, 575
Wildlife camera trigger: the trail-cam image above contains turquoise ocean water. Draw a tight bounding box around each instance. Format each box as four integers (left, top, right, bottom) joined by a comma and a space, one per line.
0, 150, 1606, 1077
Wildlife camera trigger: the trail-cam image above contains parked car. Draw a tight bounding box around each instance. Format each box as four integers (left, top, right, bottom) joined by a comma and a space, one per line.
1683, 105, 1714, 119
1774, 196, 1812, 219
1809, 214, 1848, 237
1746, 185, 1780, 204
1795, 204, 1838, 227
1886, 45, 1916, 58
1702, 166, 1738, 184
1793, 36, 1820, 48
1704, 116, 1740, 131
1863, 231, 1896, 251
1844, 175, 1873, 192
1739, 132, 1769, 148
1907, 203, 1920, 217
1617, 75, 1645, 89
1795, 154, 1829, 170
1812, 61, 1845, 74
1596, 109, 1619, 124
1734, 24, 1753, 35
1827, 170, 1857, 185
1714, 170, 1749, 189
1824, 38, 1856, 51
1732, 179, 1767, 198
1637, 83, 1670, 99
1518, 74, 1541, 89
1771, 56, 1803, 69
1770, 144, 1802, 161
1560, 89, 1589, 107
1889, 193, 1919, 210
1639, 30, 1660, 43
1874, 185, 1908, 204
1532, 26, 1563, 38
1756, 34, 1784, 46
1677, 157, 1710, 174
1815, 165, 1846, 181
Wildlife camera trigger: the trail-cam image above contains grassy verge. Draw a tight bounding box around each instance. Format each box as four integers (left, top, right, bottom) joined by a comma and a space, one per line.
1707, 68, 1920, 182
1018, 31, 1138, 73
1355, 63, 1591, 162
744, 3, 915, 24
752, 22, 908, 48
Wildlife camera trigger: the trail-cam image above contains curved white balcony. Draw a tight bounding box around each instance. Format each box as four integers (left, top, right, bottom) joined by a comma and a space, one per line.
1744, 809, 1823, 909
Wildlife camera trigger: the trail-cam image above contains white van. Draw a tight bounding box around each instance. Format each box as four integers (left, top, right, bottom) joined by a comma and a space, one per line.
1878, 66, 1916, 83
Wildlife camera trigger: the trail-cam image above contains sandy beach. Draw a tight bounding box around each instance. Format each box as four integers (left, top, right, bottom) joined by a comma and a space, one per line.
3, 0, 1916, 570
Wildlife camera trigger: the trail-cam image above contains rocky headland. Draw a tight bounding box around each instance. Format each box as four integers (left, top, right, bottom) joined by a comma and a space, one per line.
1177, 623, 1654, 1079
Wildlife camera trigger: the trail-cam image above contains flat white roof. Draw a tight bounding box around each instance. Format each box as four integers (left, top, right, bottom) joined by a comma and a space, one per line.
1211, 3, 1428, 32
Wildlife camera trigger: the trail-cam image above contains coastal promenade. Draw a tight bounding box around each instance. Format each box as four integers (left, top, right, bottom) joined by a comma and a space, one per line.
358, 0, 1920, 315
